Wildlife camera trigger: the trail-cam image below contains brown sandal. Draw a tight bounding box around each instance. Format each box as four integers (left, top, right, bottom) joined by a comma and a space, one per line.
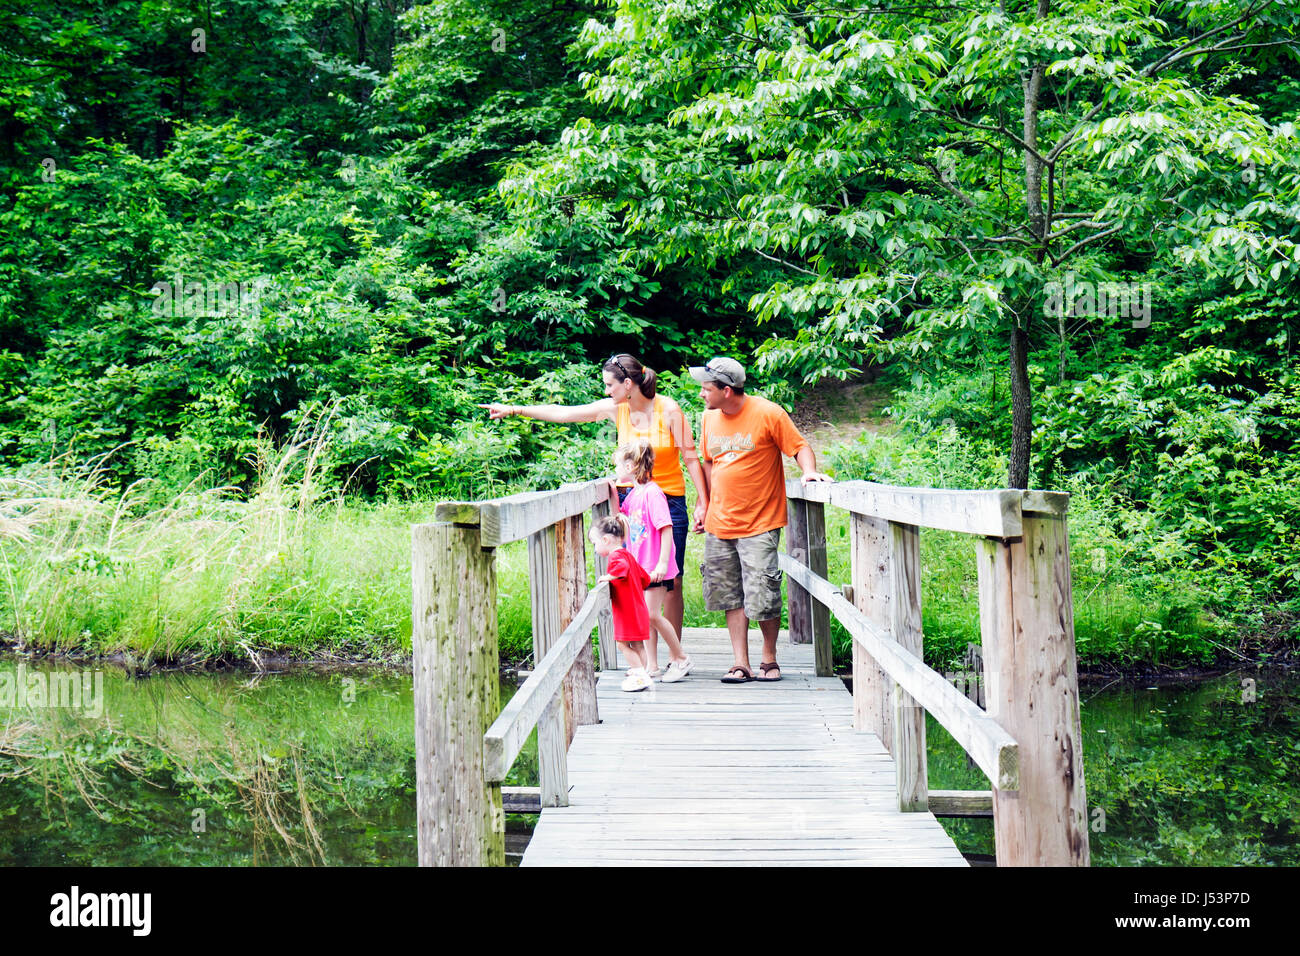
757, 661, 782, 681
720, 664, 754, 683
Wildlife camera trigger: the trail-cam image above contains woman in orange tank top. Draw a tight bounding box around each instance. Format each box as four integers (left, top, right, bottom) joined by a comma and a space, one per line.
485, 354, 709, 661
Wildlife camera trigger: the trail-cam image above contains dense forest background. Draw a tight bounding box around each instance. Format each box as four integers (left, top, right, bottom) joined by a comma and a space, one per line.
2, 0, 1298, 660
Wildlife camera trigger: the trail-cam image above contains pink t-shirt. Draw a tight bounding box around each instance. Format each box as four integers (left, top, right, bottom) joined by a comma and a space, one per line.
620, 481, 679, 581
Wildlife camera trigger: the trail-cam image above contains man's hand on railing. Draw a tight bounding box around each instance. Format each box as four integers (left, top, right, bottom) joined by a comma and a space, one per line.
801, 470, 833, 484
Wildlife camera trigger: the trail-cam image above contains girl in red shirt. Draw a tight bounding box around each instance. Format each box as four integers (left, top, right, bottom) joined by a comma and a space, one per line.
591, 515, 654, 692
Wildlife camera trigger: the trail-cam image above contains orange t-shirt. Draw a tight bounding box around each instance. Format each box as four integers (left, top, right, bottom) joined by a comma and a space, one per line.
615, 396, 689, 497
700, 396, 809, 538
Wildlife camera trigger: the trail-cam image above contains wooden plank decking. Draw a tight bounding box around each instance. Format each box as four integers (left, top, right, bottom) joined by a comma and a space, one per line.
520, 627, 968, 866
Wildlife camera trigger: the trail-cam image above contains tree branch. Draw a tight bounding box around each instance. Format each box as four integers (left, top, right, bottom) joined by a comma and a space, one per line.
922, 109, 1050, 167
1047, 219, 1114, 241
1047, 1, 1273, 163
917, 158, 977, 208
1051, 223, 1124, 265
753, 249, 819, 276
1144, 0, 1272, 74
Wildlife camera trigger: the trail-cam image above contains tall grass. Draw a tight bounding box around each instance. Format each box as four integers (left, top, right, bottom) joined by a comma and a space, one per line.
1, 420, 415, 665
1, 407, 1242, 672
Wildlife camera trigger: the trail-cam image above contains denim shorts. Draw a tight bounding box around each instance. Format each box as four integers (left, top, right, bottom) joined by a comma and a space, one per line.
618, 488, 689, 582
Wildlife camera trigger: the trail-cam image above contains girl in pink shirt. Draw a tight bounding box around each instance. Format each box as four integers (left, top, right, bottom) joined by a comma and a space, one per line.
612, 441, 693, 682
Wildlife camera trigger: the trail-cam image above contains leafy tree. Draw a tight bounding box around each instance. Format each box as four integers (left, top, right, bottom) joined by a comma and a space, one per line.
509, 0, 1300, 485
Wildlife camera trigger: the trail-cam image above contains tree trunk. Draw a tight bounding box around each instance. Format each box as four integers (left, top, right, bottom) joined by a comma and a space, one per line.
1009, 320, 1032, 489
1011, 0, 1051, 489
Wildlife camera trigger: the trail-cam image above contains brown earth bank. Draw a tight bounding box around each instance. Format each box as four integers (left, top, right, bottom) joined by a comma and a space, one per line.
0, 631, 411, 676
5, 628, 1295, 681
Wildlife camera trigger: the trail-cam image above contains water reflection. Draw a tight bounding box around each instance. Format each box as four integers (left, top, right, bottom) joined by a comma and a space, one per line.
928, 668, 1300, 865
3, 659, 1294, 866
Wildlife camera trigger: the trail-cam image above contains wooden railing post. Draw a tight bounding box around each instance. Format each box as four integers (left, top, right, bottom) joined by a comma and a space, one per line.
412, 522, 504, 866
789, 495, 833, 676
807, 501, 832, 677
889, 521, 927, 812
849, 514, 892, 744
976, 502, 1089, 866
591, 498, 617, 671
786, 498, 812, 646
527, 525, 568, 807
557, 514, 599, 743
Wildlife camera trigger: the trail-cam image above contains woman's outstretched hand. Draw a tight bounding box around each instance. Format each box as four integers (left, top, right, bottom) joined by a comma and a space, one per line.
480, 403, 514, 420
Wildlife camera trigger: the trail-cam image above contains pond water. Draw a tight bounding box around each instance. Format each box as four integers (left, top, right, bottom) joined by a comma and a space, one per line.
0, 659, 538, 866
1, 657, 1294, 865
930, 668, 1300, 865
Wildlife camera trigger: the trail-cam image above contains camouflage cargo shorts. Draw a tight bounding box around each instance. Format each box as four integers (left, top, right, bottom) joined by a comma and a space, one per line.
701, 529, 783, 622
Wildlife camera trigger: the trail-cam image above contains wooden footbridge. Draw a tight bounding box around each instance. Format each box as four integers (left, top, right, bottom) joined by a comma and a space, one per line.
414, 478, 1089, 866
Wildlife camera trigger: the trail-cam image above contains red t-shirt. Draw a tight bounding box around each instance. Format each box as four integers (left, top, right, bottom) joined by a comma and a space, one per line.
606, 548, 650, 642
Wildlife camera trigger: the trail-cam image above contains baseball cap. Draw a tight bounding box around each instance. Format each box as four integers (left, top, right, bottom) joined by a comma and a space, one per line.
688, 357, 746, 389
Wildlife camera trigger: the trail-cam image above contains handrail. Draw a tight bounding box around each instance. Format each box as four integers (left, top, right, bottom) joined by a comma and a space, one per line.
435, 478, 610, 546
417, 474, 1087, 866
780, 552, 1019, 790
785, 478, 1068, 537
483, 582, 609, 782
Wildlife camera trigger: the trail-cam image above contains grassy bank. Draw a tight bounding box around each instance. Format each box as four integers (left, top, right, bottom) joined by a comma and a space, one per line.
2, 426, 1291, 672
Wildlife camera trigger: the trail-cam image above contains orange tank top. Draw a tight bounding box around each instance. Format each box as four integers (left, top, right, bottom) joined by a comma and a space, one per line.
615, 396, 686, 496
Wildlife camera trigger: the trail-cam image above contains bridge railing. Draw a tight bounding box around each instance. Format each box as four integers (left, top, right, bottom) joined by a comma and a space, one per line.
413, 474, 1088, 867
783, 479, 1089, 866
411, 478, 613, 866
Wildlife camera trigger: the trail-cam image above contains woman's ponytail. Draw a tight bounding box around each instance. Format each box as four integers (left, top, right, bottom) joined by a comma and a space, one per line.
638, 366, 657, 399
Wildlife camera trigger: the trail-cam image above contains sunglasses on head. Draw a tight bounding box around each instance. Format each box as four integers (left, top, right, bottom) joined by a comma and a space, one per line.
606, 355, 634, 380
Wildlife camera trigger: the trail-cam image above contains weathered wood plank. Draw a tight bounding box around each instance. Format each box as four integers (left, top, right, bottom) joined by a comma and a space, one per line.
557, 513, 598, 742
522, 627, 968, 867
527, 525, 567, 806
928, 790, 994, 817
781, 552, 1019, 791
808, 501, 832, 676
502, 786, 541, 813
976, 513, 1089, 866
1021, 490, 1069, 515
483, 582, 608, 781
462, 478, 613, 546
890, 521, 927, 812
850, 514, 892, 743
786, 498, 812, 646
787, 479, 1023, 537
412, 522, 503, 866
591, 497, 617, 671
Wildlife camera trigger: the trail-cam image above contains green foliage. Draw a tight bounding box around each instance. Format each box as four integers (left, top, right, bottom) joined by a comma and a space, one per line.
820, 418, 1236, 668
1, 0, 1297, 667
512, 0, 1300, 395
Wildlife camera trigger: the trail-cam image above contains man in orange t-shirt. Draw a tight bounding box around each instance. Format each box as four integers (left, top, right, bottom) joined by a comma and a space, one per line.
690, 357, 832, 683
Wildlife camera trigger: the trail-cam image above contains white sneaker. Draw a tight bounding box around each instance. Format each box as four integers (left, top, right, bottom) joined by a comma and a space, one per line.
621, 669, 652, 692
660, 656, 693, 683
